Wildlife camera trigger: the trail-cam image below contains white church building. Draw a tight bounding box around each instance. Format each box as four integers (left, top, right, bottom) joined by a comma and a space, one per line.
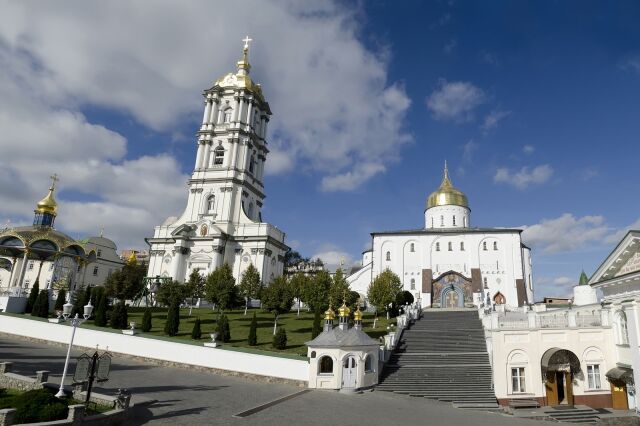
348, 164, 534, 309
146, 38, 289, 284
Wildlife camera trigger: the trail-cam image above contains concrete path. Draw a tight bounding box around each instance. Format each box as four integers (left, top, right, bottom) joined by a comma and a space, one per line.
0, 335, 548, 425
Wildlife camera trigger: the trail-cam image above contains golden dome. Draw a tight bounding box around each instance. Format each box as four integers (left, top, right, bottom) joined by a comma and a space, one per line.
127, 252, 138, 265
426, 161, 468, 209
213, 42, 265, 103
35, 186, 58, 216
324, 305, 335, 321
353, 306, 363, 321
338, 301, 351, 317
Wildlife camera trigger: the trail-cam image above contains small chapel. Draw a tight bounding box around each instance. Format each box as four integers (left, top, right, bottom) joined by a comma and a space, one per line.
348, 163, 534, 309
145, 38, 289, 284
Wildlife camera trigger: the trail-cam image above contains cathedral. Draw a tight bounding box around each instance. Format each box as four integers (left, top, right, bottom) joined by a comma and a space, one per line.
146, 38, 289, 284
348, 164, 534, 309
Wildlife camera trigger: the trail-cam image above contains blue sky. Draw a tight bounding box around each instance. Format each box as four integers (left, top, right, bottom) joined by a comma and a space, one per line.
1, 1, 639, 298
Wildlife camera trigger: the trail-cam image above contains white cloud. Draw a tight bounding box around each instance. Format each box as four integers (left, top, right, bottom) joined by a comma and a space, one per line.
481, 109, 511, 131
426, 80, 486, 122
523, 145, 535, 154
443, 39, 457, 54
553, 277, 573, 285
480, 51, 499, 66
534, 276, 575, 298
0, 1, 411, 192
606, 217, 640, 245
620, 54, 640, 74
521, 213, 610, 253
494, 164, 553, 189
311, 244, 355, 271
321, 162, 385, 192
462, 140, 478, 163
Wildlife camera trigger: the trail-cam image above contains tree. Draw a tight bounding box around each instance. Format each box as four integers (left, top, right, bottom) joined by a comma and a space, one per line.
284, 250, 308, 268
272, 327, 287, 350
164, 299, 180, 336
25, 280, 40, 314
205, 263, 237, 312
248, 312, 258, 346
103, 262, 146, 302
191, 317, 202, 340
184, 269, 206, 315
238, 264, 262, 315
329, 268, 350, 307
367, 268, 402, 319
72, 286, 90, 317
32, 290, 50, 318
94, 294, 108, 327
54, 289, 66, 312
141, 308, 152, 332
289, 272, 309, 316
302, 270, 331, 313
261, 276, 294, 335
311, 310, 322, 339
156, 280, 187, 307
110, 301, 128, 329
396, 290, 414, 307
216, 314, 230, 342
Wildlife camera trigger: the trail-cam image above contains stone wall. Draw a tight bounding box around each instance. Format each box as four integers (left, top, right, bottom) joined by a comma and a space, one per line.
0, 404, 129, 426
0, 362, 48, 392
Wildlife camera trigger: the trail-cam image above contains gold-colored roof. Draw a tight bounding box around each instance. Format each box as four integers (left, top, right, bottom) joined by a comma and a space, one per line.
426, 162, 468, 209
324, 305, 335, 321
127, 252, 138, 265
338, 301, 351, 317
353, 305, 363, 321
35, 185, 58, 215
213, 46, 265, 102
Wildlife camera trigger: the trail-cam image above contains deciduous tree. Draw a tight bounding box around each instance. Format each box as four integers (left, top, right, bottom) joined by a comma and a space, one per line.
367, 269, 402, 319
301, 270, 331, 313
238, 264, 261, 315
205, 264, 237, 312
261, 276, 294, 334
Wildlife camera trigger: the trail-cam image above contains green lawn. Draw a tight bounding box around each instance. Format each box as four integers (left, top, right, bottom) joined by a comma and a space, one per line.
119, 308, 394, 356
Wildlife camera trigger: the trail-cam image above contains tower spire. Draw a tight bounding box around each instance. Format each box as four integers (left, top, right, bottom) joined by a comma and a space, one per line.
442, 160, 451, 186
237, 35, 252, 75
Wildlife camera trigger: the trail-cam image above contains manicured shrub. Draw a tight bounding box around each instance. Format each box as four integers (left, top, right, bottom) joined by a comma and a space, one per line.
216, 314, 230, 342
32, 290, 50, 318
25, 280, 40, 313
164, 300, 180, 336
141, 308, 152, 332
248, 312, 258, 346
311, 310, 322, 339
9, 389, 68, 423
396, 290, 414, 307
94, 294, 108, 327
272, 327, 287, 350
191, 317, 202, 340
54, 289, 66, 312
110, 301, 128, 329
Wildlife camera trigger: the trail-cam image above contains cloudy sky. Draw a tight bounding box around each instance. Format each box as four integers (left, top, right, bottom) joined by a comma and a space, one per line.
1, 1, 639, 298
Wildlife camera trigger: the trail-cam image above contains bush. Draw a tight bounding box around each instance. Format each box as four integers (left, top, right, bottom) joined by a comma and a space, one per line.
396, 290, 414, 307
191, 317, 202, 340
32, 290, 50, 318
164, 300, 180, 336
141, 309, 152, 332
216, 314, 230, 342
7, 389, 68, 423
311, 310, 322, 339
94, 294, 108, 327
110, 301, 128, 329
54, 289, 66, 312
272, 327, 287, 350
248, 312, 258, 346
25, 280, 40, 313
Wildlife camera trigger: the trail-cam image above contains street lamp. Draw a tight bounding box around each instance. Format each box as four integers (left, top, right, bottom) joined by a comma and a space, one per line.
55, 300, 93, 398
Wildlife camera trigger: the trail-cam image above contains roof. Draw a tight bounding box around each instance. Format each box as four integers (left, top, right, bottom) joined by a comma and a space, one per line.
371, 227, 523, 236
306, 326, 379, 348
590, 230, 640, 284
85, 236, 118, 250
426, 162, 468, 209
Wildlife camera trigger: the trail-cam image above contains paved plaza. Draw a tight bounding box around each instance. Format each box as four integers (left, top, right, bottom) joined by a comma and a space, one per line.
0, 335, 549, 425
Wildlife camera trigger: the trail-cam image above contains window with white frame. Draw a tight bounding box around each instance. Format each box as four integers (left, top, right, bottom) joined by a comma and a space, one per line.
97, 249, 102, 258
452, 215, 456, 226
207, 195, 215, 214
364, 355, 374, 373
28, 261, 34, 270
319, 356, 333, 374
440, 215, 444, 227
223, 109, 232, 123
410, 243, 415, 252
448, 241, 452, 251
493, 241, 498, 250
615, 311, 629, 345
386, 251, 391, 261
460, 241, 465, 251
213, 146, 224, 165
511, 367, 526, 393
410, 279, 415, 290
249, 154, 256, 173
483, 241, 487, 250
587, 364, 601, 390
93, 266, 99, 276
435, 242, 440, 251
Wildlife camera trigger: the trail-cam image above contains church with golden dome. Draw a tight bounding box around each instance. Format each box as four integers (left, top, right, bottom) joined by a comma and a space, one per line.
347, 163, 534, 309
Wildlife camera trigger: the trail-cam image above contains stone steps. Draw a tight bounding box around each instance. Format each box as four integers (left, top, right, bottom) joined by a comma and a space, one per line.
543, 407, 601, 424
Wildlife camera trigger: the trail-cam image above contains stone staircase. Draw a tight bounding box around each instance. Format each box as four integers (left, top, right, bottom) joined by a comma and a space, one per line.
543, 406, 601, 424
377, 309, 499, 410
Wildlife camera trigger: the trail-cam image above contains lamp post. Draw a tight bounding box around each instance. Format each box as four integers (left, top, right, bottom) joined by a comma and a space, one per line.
55, 300, 93, 398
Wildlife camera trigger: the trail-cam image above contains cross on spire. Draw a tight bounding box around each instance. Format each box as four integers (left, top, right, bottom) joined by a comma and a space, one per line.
242, 35, 253, 50
50, 173, 59, 189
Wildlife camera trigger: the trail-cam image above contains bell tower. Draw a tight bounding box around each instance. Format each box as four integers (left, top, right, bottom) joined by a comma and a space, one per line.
185, 36, 271, 229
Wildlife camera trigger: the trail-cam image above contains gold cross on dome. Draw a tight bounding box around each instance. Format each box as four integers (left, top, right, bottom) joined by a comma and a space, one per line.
242, 36, 253, 50
50, 173, 59, 189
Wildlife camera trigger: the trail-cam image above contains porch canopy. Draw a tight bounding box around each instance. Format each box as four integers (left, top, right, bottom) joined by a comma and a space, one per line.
606, 367, 634, 384
541, 347, 581, 374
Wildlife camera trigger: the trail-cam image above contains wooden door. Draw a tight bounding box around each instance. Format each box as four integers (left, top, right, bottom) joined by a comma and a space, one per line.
545, 374, 559, 406
611, 382, 629, 410
342, 356, 357, 388
565, 372, 574, 406
445, 291, 460, 308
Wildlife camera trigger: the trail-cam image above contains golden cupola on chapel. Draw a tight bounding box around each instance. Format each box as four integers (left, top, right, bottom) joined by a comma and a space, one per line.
426, 161, 468, 209
34, 175, 59, 228
425, 162, 471, 229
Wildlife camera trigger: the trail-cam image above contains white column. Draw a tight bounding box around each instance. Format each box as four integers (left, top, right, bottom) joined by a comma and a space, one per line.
230, 139, 239, 169
194, 141, 204, 170
170, 248, 184, 282
209, 99, 219, 128
202, 142, 211, 169
202, 101, 212, 126
261, 118, 268, 139
16, 251, 29, 288
237, 97, 245, 124
247, 100, 255, 128
232, 97, 240, 122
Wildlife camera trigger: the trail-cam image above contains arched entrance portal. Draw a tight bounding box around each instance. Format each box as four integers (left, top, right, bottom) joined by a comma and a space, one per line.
541, 348, 581, 406
441, 285, 464, 308
431, 271, 473, 308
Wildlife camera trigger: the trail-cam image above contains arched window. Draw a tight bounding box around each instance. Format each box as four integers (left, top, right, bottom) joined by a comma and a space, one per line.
249, 154, 255, 173
410, 243, 415, 252
248, 203, 254, 219
483, 241, 487, 251
319, 356, 333, 374
213, 146, 224, 165
431, 217, 434, 228
460, 241, 465, 251
448, 242, 452, 251
493, 241, 498, 250
440, 215, 444, 227
435, 242, 440, 251
410, 279, 415, 290
452, 215, 456, 226
483, 277, 488, 288
223, 108, 232, 123
385, 251, 391, 261
364, 355, 374, 373
463, 217, 467, 227
615, 311, 629, 345
207, 195, 215, 214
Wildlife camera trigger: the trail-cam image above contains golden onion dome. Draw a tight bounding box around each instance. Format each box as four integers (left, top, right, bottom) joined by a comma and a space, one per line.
35, 186, 58, 216
213, 44, 265, 102
127, 252, 138, 265
338, 301, 351, 317
324, 305, 335, 321
353, 306, 363, 321
426, 161, 468, 209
